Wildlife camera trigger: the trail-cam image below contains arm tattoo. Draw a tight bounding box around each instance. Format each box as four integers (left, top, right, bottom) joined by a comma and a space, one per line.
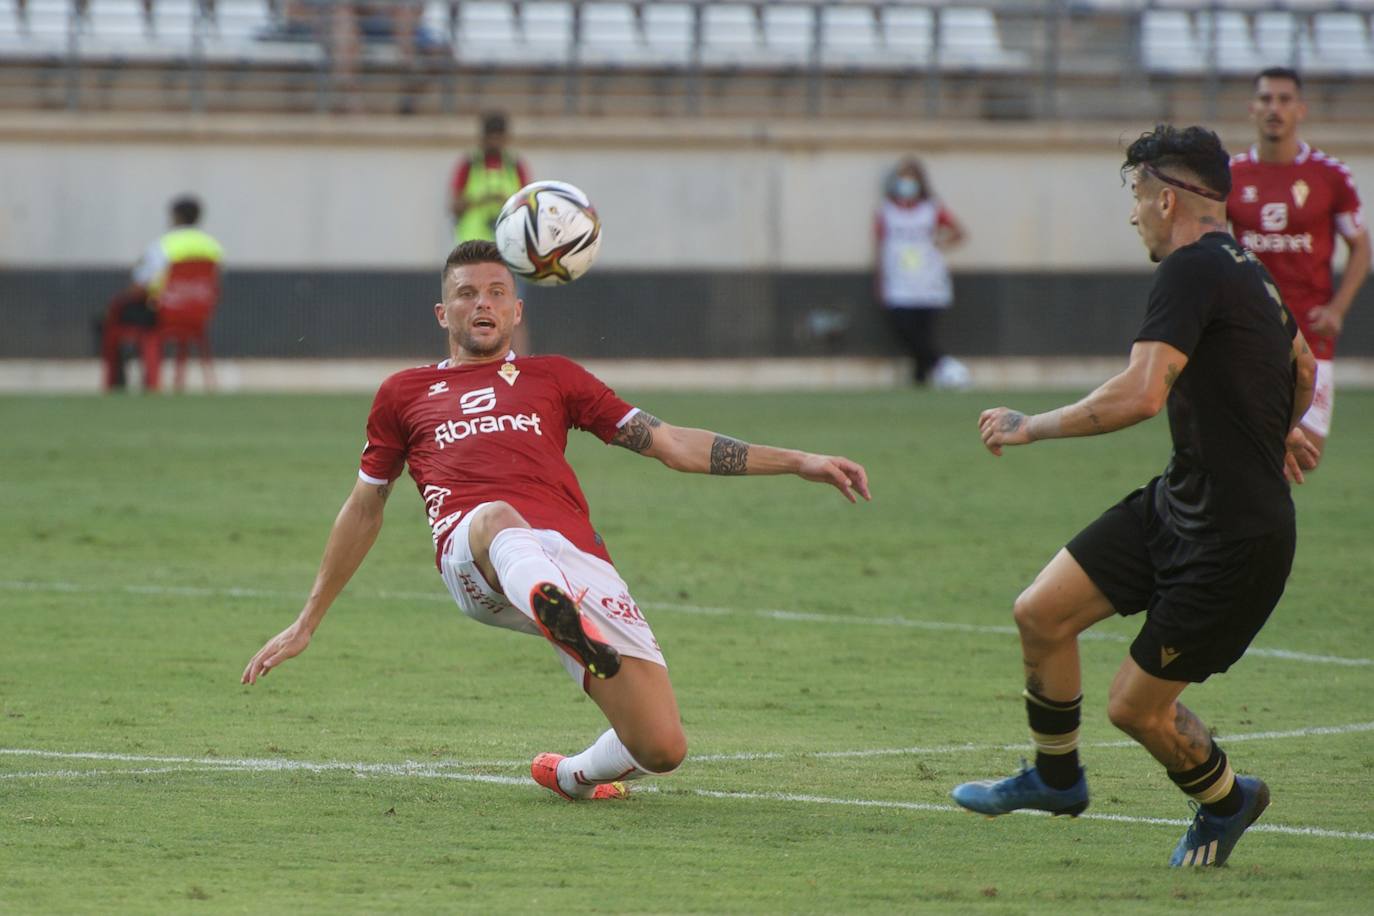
998, 412, 1026, 434
709, 435, 749, 475
611, 412, 662, 453
375, 483, 392, 501
1164, 363, 1181, 390
1086, 408, 1104, 434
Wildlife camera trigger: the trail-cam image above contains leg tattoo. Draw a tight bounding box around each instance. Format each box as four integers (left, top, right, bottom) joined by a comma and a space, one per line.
1169, 703, 1214, 772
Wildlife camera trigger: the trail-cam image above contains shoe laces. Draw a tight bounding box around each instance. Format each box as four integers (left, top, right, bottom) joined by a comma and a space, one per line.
1182, 801, 1210, 843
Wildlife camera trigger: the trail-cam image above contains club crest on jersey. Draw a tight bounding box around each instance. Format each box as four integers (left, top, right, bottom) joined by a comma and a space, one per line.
1241, 185, 1258, 203
428, 381, 449, 397
1291, 180, 1310, 209
460, 386, 497, 415
499, 362, 520, 386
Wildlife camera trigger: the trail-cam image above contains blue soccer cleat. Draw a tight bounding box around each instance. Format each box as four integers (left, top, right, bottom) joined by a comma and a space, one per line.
951, 760, 1090, 817
1169, 775, 1270, 867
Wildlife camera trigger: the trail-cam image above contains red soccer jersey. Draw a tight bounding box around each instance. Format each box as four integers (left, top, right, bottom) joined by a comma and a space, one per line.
1227, 143, 1365, 359
359, 354, 637, 568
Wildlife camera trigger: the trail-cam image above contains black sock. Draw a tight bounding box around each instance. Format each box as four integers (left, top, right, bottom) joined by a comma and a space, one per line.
1024, 689, 1082, 790
1169, 742, 1243, 817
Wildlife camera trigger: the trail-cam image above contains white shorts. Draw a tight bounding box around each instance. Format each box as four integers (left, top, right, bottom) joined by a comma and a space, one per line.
1300, 358, 1334, 439
438, 503, 665, 685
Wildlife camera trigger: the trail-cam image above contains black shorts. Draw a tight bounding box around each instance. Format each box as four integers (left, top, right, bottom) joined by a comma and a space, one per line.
1065, 478, 1296, 683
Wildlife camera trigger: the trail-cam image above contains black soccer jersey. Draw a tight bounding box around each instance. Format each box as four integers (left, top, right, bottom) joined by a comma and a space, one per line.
1135, 232, 1298, 540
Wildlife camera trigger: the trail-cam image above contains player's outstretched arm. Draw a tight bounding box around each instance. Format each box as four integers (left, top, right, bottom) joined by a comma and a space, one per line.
979, 340, 1184, 456
241, 478, 392, 685
611, 411, 871, 503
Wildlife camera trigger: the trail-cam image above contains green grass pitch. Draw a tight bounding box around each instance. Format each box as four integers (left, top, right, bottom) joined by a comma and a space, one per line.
2, 389, 1371, 913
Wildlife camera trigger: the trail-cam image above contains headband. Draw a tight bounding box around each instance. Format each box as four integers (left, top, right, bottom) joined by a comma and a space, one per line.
1141, 163, 1227, 202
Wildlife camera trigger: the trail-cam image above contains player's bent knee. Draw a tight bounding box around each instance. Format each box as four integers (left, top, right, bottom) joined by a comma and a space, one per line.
626, 729, 687, 774
1012, 589, 1058, 641
471, 501, 530, 541
1106, 695, 1155, 738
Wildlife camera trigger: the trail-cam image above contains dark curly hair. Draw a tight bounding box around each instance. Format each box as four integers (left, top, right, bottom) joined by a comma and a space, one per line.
1121, 125, 1232, 201
441, 240, 510, 291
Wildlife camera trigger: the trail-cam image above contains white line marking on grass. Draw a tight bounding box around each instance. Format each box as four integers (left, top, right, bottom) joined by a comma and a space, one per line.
1, 767, 213, 780
685, 788, 1374, 841
3, 752, 1369, 843
654, 604, 1372, 667
0, 747, 526, 781
690, 720, 1374, 762
3, 579, 1371, 667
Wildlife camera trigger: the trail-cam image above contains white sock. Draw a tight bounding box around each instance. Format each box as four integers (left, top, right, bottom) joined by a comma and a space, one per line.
557, 728, 660, 798
487, 527, 566, 624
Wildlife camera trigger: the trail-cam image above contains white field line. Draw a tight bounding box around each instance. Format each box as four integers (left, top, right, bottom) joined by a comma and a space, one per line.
693, 720, 1374, 763
686, 788, 1374, 842
1, 749, 1370, 844
6, 720, 1373, 771
3, 579, 1370, 668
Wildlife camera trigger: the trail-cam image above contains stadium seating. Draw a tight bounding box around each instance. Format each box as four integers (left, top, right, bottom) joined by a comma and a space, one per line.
937, 6, 1026, 71
760, 2, 815, 67
579, 2, 650, 67
2, 1, 1373, 117
699, 3, 762, 68
640, 1, 693, 65
820, 4, 880, 69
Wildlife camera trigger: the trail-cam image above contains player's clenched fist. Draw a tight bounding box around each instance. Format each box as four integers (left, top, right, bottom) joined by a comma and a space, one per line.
979, 407, 1033, 456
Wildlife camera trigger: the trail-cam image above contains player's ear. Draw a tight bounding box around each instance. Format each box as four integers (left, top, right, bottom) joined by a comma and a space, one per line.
434, 302, 448, 328
513, 297, 524, 326
1157, 186, 1176, 218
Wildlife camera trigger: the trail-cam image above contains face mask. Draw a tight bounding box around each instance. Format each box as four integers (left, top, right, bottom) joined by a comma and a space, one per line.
894, 177, 920, 199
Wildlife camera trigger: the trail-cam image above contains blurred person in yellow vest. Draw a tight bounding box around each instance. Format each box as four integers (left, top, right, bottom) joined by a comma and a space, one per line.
99, 195, 224, 391
450, 111, 533, 351
450, 112, 532, 244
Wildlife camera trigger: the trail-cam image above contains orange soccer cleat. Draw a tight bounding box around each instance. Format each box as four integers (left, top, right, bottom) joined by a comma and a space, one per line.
531, 753, 628, 801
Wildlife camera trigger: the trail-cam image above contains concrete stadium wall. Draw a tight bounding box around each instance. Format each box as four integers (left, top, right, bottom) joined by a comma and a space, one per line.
2, 112, 1371, 272
3, 113, 1371, 363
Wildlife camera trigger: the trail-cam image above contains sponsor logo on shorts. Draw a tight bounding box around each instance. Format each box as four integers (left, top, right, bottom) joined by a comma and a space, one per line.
1239, 229, 1313, 254
1161, 646, 1182, 668
458, 571, 507, 614
601, 592, 648, 628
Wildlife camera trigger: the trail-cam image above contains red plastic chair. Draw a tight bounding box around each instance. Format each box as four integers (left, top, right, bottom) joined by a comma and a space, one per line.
146, 259, 221, 392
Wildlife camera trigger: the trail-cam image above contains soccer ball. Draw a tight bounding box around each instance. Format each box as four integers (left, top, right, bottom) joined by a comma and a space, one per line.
494, 180, 602, 286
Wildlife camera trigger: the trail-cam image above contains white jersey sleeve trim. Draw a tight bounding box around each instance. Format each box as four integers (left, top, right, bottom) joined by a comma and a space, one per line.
358, 469, 392, 486
615, 407, 641, 428
1335, 210, 1366, 241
